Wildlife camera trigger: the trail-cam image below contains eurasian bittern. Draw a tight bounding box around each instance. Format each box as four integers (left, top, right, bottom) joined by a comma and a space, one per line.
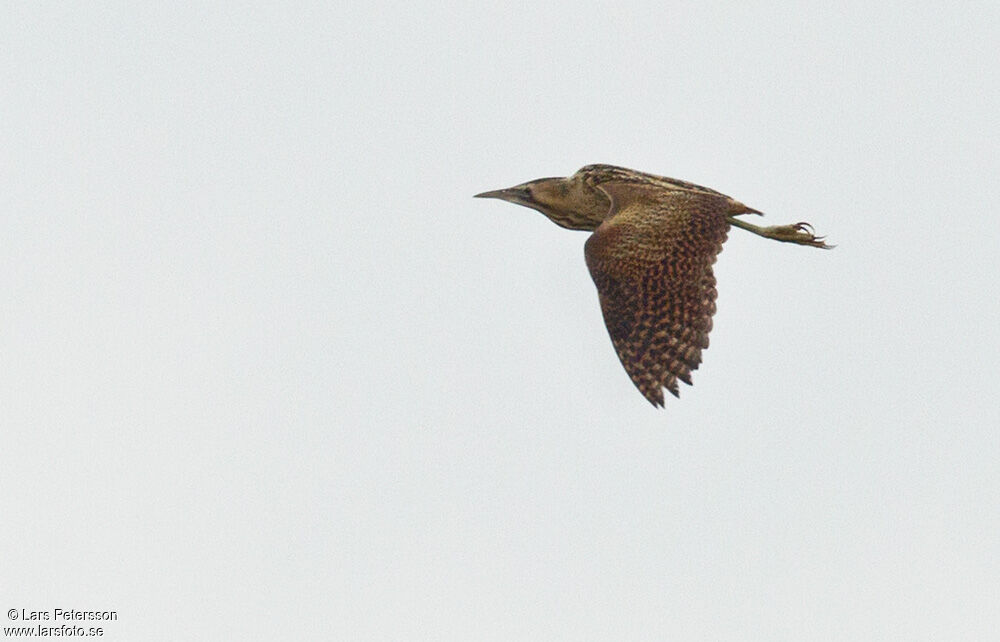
475, 164, 830, 407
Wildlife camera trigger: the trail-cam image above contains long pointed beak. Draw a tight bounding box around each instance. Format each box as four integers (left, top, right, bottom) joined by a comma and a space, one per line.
474, 186, 530, 202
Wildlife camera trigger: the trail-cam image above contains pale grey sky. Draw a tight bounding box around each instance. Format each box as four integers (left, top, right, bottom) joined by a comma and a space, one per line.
2, 2, 998, 640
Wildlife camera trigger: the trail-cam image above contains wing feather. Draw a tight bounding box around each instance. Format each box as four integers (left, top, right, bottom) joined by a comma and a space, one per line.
584, 182, 729, 407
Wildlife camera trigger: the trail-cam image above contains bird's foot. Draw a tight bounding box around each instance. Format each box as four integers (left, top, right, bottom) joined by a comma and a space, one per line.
727, 217, 833, 249
766, 222, 832, 248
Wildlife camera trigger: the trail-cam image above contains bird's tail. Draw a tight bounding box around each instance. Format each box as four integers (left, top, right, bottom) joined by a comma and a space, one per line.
727, 200, 763, 216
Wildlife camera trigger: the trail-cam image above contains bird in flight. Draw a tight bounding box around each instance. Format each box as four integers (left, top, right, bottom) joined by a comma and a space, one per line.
475, 164, 830, 407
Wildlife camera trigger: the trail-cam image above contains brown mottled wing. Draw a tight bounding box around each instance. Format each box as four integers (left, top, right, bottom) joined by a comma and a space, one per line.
584, 182, 730, 407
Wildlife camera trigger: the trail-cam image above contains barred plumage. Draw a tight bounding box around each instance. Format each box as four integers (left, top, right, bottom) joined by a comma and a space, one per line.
475, 164, 830, 407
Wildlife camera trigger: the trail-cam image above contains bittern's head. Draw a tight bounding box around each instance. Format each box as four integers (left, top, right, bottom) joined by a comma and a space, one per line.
475, 172, 610, 231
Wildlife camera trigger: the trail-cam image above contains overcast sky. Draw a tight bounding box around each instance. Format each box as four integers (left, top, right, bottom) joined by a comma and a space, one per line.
2, 2, 999, 640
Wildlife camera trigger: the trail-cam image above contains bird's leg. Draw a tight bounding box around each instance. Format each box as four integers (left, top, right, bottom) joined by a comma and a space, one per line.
726, 216, 832, 249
